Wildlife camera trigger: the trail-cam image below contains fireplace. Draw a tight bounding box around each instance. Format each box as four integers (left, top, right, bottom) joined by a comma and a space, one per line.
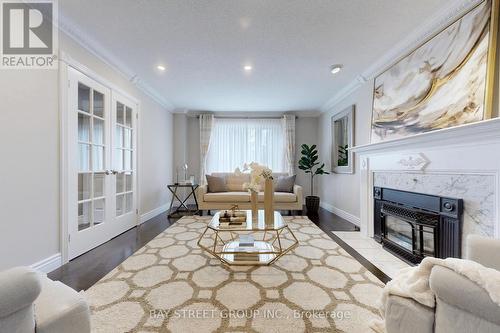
374, 187, 463, 265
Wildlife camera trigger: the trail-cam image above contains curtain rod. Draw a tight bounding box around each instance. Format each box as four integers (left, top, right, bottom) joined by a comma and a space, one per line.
195, 116, 298, 119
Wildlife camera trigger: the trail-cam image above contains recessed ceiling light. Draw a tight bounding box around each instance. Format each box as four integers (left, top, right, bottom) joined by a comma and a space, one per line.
244, 65, 253, 72
157, 65, 166, 71
330, 64, 343, 74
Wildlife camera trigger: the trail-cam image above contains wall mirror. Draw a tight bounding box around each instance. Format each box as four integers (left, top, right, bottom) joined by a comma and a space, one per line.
331, 105, 355, 174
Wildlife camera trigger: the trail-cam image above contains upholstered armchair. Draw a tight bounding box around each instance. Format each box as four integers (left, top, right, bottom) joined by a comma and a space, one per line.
0, 267, 90, 333
385, 235, 500, 333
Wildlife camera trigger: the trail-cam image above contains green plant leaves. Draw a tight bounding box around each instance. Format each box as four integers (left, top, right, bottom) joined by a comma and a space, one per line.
298, 144, 329, 176
314, 163, 329, 175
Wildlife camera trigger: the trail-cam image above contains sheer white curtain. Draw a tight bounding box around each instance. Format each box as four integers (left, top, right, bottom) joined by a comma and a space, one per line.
200, 114, 215, 185
206, 118, 286, 173
282, 115, 295, 176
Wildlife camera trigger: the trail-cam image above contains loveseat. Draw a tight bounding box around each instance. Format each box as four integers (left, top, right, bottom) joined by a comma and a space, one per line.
196, 172, 303, 215
385, 235, 500, 333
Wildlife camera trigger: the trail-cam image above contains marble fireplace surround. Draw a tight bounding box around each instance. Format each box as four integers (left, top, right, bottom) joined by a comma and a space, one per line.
351, 118, 500, 252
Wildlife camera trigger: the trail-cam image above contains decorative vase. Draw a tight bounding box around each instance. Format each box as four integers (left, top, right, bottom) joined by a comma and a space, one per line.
305, 196, 320, 215
264, 178, 274, 226
250, 190, 258, 223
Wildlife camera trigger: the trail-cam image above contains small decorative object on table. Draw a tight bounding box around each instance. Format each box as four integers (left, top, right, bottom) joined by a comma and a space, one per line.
263, 178, 274, 226
250, 191, 258, 222
218, 205, 246, 228
261, 166, 274, 226
243, 163, 274, 226
242, 164, 263, 223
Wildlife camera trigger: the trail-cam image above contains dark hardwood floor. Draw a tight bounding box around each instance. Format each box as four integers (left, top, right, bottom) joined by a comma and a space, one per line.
48, 213, 179, 291
48, 207, 390, 291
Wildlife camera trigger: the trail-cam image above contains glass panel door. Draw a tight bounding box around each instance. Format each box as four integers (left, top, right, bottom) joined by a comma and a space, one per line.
68, 68, 138, 260
77, 83, 107, 231
112, 94, 137, 229
68, 67, 112, 260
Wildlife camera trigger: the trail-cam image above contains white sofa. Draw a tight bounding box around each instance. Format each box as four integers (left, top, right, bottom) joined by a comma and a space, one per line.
196, 172, 303, 214
0, 267, 90, 333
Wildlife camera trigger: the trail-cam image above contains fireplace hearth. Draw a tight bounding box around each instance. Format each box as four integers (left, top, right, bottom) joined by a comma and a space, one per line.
374, 187, 463, 265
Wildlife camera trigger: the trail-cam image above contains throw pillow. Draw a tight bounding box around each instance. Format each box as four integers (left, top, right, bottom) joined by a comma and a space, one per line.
206, 175, 227, 193
275, 175, 296, 193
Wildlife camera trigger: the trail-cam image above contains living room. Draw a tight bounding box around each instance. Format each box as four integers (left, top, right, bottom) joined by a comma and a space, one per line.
1, 0, 500, 332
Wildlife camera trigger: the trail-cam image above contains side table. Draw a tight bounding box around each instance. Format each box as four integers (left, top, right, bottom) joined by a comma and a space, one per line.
167, 184, 199, 217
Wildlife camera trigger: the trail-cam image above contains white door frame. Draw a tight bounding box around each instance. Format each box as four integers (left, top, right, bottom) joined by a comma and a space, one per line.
59, 53, 141, 264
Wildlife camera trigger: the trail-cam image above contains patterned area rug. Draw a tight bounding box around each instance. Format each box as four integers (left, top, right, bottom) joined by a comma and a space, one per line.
87, 216, 384, 332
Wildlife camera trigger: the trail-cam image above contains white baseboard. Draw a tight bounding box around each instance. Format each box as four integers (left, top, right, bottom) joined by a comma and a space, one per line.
31, 253, 62, 273
140, 204, 169, 224
320, 202, 360, 226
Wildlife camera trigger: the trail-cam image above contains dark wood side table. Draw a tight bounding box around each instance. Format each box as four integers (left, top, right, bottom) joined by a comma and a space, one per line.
167, 184, 200, 217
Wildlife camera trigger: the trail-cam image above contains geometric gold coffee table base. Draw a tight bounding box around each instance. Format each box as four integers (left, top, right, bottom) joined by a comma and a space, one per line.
197, 210, 299, 266
197, 226, 299, 266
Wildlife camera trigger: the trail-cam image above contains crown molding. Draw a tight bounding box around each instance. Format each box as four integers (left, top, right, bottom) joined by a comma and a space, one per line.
180, 109, 321, 118
320, 0, 483, 113
57, 14, 175, 111
172, 108, 190, 114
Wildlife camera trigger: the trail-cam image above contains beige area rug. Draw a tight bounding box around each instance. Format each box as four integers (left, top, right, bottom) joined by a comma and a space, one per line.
86, 216, 384, 333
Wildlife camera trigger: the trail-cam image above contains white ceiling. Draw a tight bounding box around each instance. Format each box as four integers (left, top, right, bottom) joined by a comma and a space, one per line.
59, 0, 453, 112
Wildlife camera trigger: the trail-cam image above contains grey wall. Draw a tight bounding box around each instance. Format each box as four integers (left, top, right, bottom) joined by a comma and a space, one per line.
0, 32, 174, 270
186, 116, 201, 182
317, 81, 374, 219
295, 117, 319, 197
173, 114, 188, 180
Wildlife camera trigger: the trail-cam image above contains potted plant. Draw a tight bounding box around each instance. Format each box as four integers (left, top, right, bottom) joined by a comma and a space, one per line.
298, 144, 329, 214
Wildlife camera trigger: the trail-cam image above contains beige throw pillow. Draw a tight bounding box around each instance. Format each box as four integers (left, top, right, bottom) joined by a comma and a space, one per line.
206, 175, 227, 193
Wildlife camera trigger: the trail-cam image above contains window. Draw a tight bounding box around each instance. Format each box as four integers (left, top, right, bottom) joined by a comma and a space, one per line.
206, 118, 285, 173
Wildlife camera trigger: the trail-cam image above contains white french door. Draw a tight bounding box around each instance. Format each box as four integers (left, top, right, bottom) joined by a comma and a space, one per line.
67, 67, 137, 259
112, 92, 138, 233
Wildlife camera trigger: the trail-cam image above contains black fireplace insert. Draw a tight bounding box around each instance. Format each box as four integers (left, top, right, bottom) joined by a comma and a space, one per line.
374, 187, 463, 265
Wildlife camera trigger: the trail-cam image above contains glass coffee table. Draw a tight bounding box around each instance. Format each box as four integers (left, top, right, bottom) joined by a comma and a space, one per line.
197, 210, 299, 266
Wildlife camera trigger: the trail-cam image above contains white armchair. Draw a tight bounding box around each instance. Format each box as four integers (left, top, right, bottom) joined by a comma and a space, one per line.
0, 267, 90, 333
385, 235, 500, 333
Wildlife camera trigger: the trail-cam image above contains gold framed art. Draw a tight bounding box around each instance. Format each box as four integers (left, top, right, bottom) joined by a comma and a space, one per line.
370, 0, 499, 143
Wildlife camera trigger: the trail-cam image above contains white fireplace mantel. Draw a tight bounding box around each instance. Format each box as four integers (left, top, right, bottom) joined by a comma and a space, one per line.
351, 118, 500, 155
351, 119, 500, 240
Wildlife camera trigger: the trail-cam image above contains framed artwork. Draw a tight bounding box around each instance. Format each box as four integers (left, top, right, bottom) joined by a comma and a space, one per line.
331, 105, 354, 174
371, 0, 499, 143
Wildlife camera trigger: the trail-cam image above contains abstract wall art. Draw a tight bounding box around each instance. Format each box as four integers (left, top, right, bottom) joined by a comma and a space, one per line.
371, 0, 499, 143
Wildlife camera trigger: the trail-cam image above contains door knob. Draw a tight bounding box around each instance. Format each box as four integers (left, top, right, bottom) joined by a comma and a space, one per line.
105, 170, 112, 175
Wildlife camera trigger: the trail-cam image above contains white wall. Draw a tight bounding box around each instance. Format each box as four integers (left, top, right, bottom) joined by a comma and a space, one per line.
0, 70, 60, 270
0, 31, 173, 271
